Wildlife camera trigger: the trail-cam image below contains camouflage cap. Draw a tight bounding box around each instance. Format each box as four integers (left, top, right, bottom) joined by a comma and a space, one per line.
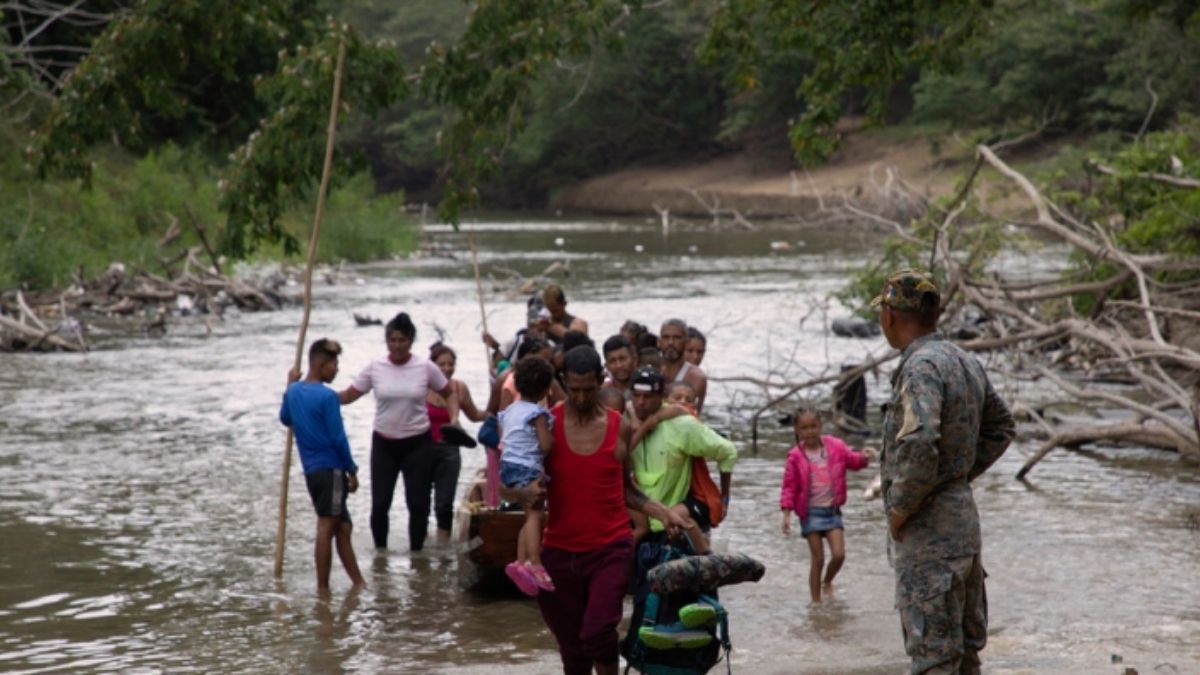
870, 269, 941, 312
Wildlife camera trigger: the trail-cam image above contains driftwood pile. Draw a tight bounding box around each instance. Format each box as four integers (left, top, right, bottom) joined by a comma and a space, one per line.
0, 247, 301, 352
737, 143, 1200, 475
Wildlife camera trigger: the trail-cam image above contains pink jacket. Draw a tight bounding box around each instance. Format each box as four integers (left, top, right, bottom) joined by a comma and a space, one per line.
779, 435, 870, 520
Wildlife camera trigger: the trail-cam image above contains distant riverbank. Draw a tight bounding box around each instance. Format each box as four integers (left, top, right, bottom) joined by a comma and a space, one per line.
552, 123, 959, 220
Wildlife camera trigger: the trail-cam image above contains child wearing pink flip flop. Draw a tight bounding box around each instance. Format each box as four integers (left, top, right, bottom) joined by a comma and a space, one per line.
499, 356, 557, 595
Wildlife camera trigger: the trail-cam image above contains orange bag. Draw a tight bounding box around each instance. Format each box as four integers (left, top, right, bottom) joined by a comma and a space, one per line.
689, 457, 725, 527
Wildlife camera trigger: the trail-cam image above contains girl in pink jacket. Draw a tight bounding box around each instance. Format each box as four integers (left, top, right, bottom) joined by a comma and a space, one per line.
779, 408, 874, 603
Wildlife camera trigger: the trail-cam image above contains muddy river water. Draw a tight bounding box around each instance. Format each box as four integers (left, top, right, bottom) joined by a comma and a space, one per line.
1, 218, 1197, 674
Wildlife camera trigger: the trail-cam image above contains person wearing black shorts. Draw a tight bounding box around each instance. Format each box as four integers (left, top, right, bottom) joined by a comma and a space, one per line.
282, 339, 366, 590
306, 468, 353, 523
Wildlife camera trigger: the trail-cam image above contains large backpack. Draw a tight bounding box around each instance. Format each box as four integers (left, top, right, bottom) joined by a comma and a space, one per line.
622, 543, 731, 675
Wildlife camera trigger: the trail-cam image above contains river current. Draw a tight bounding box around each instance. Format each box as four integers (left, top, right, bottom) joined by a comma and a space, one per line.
1, 217, 1197, 673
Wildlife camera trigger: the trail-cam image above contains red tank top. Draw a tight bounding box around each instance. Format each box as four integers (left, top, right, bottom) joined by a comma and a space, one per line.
542, 403, 631, 552
426, 401, 451, 442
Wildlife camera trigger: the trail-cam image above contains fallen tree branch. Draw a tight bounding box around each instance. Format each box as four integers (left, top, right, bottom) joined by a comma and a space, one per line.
1091, 162, 1200, 190
0, 312, 84, 351
1016, 421, 1194, 479
1035, 366, 1197, 445
746, 349, 900, 453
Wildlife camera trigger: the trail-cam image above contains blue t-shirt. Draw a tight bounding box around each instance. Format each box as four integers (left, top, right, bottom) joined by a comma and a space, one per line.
279, 381, 358, 475
499, 400, 551, 470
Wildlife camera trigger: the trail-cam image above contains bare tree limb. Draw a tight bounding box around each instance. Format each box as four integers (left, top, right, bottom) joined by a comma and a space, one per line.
1091, 162, 1200, 189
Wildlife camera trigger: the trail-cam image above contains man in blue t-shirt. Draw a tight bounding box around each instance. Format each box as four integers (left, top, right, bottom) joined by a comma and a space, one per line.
280, 338, 365, 590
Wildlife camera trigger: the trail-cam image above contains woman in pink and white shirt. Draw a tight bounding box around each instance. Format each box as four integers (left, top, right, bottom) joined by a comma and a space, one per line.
341, 312, 452, 552
779, 407, 874, 603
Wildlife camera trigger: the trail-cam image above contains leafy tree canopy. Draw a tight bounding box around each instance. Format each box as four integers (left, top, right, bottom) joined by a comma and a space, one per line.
14, 0, 1200, 259
700, 0, 993, 163
217, 20, 405, 257
32, 0, 324, 180
420, 0, 647, 219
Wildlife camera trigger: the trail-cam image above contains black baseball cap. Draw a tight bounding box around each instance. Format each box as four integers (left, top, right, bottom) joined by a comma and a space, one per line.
630, 367, 665, 394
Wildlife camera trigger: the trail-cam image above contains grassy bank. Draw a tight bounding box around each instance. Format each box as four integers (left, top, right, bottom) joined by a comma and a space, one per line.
0, 129, 417, 290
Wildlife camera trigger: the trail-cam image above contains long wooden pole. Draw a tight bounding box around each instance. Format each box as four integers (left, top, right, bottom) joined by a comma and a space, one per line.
274, 40, 348, 579
467, 233, 490, 368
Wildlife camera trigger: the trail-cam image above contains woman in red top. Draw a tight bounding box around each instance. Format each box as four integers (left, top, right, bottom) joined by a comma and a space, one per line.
426, 343, 487, 544
508, 346, 688, 675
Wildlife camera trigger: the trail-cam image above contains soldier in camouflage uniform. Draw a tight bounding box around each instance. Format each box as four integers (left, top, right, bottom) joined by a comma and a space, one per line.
873, 270, 1016, 675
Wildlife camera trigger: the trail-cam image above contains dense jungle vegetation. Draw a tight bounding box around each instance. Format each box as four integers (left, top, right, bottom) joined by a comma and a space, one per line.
1, 0, 1197, 289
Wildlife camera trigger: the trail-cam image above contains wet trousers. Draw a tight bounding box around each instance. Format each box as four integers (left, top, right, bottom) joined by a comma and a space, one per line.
897, 553, 987, 675
537, 537, 634, 675
431, 443, 461, 531
369, 430, 435, 551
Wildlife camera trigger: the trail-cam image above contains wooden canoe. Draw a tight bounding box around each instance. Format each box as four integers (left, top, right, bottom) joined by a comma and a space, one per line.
454, 501, 525, 593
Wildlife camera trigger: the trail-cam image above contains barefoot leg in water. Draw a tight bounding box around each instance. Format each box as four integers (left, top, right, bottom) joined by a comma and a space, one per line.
823, 528, 846, 596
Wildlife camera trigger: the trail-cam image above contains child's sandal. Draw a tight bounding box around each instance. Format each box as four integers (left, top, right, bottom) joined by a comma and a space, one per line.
528, 563, 556, 592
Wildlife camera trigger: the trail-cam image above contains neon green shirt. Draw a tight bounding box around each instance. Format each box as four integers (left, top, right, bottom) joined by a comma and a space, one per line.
633, 415, 738, 531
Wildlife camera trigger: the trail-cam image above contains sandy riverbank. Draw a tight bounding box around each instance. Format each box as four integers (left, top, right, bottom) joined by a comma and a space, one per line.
552, 123, 961, 219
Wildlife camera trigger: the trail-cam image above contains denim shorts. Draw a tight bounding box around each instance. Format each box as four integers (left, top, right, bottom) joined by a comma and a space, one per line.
801, 506, 843, 536
499, 461, 541, 488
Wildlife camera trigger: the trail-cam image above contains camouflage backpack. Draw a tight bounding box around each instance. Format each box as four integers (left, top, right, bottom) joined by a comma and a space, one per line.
622, 544, 741, 675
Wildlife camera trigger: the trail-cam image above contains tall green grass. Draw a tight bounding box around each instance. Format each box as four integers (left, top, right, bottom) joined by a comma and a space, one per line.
0, 130, 416, 289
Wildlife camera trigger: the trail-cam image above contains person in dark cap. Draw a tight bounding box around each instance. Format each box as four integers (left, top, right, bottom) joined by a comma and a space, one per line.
504, 347, 690, 675
874, 269, 1015, 675
627, 366, 737, 554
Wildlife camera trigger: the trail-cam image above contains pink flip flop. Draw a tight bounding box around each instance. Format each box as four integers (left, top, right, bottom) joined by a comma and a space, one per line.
505, 561, 539, 596
528, 563, 556, 592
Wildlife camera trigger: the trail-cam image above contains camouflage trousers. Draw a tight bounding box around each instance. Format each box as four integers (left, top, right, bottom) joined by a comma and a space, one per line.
895, 553, 987, 675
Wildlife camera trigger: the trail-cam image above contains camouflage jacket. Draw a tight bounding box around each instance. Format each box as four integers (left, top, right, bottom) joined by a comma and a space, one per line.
881, 333, 1015, 568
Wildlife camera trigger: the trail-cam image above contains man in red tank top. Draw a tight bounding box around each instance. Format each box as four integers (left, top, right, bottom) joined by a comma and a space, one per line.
507, 346, 691, 675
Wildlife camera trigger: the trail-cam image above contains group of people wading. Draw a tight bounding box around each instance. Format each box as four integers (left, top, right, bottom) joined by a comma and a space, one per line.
279, 272, 1015, 675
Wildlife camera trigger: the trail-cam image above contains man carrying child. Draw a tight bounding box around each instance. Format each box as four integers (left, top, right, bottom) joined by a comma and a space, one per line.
628, 368, 737, 554
280, 338, 366, 591
507, 347, 692, 675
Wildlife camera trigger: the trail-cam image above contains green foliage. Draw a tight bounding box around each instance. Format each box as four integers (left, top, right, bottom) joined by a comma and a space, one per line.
701, 0, 991, 165
1035, 118, 1198, 314
912, 0, 1200, 135
32, 0, 324, 180
492, 5, 725, 201
308, 174, 415, 264
27, 1, 410, 259
217, 20, 407, 257
335, 2, 470, 189
1089, 118, 1200, 257
421, 0, 645, 220
837, 195, 1005, 318
0, 139, 223, 289
10, 0, 1200, 294
0, 19, 33, 102
0, 129, 416, 289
